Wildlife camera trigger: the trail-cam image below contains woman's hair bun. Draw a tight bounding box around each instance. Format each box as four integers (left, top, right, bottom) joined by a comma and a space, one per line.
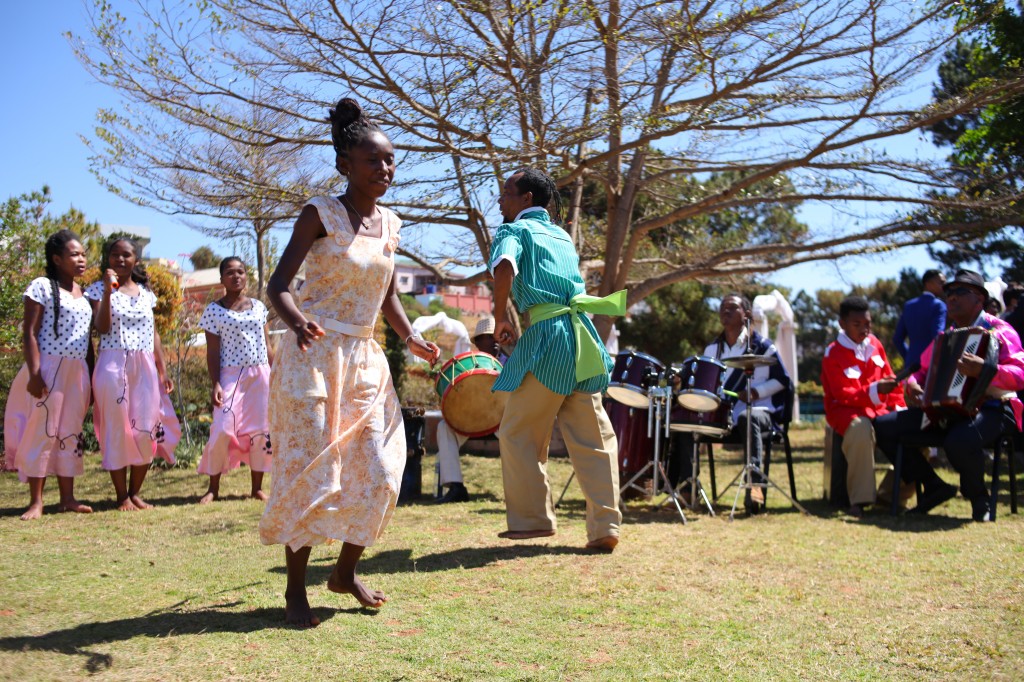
329, 97, 363, 128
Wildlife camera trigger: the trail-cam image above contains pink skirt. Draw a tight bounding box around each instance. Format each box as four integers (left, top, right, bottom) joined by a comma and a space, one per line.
198, 364, 272, 475
92, 349, 181, 469
3, 355, 90, 482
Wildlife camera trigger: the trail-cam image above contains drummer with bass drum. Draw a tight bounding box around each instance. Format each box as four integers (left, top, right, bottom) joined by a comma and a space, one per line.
434, 316, 509, 503
668, 293, 793, 514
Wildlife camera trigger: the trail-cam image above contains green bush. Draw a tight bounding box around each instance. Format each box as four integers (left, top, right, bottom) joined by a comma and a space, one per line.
401, 370, 439, 409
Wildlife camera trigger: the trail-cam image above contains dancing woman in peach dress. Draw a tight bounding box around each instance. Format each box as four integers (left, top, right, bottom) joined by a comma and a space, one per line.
259, 97, 439, 626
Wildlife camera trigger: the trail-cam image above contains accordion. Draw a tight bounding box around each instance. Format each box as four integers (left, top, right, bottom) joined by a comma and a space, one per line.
921, 326, 1000, 422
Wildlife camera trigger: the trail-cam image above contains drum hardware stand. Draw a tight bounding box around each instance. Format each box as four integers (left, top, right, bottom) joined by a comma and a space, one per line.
619, 374, 688, 524
673, 439, 715, 516
718, 322, 808, 519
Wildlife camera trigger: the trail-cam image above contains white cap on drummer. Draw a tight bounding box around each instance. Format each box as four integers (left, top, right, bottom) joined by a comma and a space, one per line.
474, 316, 496, 338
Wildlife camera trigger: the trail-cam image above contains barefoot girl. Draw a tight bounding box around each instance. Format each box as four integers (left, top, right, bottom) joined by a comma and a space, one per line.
86, 237, 180, 510
258, 97, 439, 625
197, 256, 273, 503
3, 230, 94, 519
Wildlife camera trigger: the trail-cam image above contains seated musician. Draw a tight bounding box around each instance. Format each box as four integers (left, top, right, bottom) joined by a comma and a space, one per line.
874, 270, 1024, 521
435, 316, 508, 503
821, 296, 906, 518
668, 293, 792, 514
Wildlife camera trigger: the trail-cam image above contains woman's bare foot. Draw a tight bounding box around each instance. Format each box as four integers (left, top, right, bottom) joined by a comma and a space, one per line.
20, 502, 44, 520
117, 496, 139, 512
327, 569, 386, 608
198, 491, 217, 505
58, 500, 93, 514
251, 490, 268, 502
284, 591, 320, 627
129, 494, 153, 510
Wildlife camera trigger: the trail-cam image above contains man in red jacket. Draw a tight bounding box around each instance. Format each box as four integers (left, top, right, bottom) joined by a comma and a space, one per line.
822, 296, 906, 516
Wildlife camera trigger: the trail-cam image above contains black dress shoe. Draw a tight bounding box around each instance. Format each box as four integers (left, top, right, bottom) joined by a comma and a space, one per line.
908, 482, 958, 515
436, 483, 469, 504
971, 495, 993, 522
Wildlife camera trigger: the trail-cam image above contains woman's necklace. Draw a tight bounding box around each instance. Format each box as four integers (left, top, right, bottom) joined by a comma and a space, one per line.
340, 194, 378, 233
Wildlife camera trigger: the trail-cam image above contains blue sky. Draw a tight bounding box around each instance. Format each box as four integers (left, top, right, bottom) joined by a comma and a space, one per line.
2, 1, 943, 292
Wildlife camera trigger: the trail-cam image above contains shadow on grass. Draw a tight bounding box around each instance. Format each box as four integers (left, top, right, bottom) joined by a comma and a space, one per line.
0, 601, 342, 674
397, 492, 502, 507
271, 543, 594, 580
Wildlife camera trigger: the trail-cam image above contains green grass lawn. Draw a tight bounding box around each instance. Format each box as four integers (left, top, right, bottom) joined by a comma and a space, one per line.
1, 424, 1022, 681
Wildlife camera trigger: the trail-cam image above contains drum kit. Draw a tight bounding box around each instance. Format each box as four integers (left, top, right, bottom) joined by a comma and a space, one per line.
602, 337, 807, 520
605, 349, 727, 522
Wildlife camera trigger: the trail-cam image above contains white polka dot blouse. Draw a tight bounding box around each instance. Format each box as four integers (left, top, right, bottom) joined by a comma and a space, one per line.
199, 299, 270, 368
85, 281, 158, 351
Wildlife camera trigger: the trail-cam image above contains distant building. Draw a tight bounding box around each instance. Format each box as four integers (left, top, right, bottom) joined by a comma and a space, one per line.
394, 257, 437, 294
394, 258, 492, 315
181, 267, 222, 302
147, 257, 183, 277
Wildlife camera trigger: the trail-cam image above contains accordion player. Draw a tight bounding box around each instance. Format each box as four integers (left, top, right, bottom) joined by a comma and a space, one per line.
920, 326, 1000, 424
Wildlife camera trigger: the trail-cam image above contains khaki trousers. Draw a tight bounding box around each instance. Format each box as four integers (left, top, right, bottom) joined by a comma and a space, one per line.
497, 373, 622, 541
841, 416, 878, 506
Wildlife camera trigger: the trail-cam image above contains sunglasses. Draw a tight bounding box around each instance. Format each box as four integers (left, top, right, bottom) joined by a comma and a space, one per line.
945, 286, 979, 298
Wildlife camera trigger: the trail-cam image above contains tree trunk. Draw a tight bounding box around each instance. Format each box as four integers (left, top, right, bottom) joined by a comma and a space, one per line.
255, 232, 267, 298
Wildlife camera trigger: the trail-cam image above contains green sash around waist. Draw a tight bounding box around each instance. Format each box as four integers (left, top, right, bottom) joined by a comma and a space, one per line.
527, 290, 627, 382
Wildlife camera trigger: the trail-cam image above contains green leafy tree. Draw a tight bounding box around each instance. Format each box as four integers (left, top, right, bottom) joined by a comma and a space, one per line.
792, 269, 922, 382
0, 187, 102, 349
619, 281, 722, 366
189, 246, 221, 271
926, 2, 1024, 280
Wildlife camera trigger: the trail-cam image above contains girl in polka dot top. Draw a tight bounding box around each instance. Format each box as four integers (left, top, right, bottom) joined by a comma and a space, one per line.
196, 257, 274, 503
3, 230, 94, 519
86, 237, 181, 511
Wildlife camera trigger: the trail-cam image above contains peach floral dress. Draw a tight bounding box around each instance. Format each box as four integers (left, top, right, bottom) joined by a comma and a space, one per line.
259, 196, 405, 550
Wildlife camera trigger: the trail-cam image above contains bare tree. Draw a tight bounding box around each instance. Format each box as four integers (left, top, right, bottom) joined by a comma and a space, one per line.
79, 77, 326, 295
71, 0, 1024, 336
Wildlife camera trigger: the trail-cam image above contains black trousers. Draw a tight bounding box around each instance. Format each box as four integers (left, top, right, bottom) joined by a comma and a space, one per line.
873, 404, 1007, 501
668, 409, 774, 487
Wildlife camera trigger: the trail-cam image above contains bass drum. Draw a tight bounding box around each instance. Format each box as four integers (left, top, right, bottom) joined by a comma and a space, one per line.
605, 398, 658, 499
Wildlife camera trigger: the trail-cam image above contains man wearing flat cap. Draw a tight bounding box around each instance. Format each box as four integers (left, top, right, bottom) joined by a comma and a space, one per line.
434, 316, 508, 503
874, 269, 1024, 521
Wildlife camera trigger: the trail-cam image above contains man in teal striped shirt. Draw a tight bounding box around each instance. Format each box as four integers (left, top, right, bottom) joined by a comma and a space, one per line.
490, 168, 622, 553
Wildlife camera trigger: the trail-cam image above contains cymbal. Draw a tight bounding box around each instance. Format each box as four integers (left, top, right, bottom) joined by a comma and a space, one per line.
721, 353, 777, 369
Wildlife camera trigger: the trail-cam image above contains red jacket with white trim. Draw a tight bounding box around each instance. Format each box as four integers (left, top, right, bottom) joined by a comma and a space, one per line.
822, 333, 905, 436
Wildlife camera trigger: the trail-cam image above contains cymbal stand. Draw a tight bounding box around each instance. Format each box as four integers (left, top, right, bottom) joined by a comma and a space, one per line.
720, 322, 807, 519
619, 379, 687, 524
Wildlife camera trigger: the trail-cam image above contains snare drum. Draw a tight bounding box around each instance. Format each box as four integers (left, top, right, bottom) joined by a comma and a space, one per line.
607, 350, 664, 409
434, 352, 508, 437
676, 355, 727, 412
669, 400, 733, 438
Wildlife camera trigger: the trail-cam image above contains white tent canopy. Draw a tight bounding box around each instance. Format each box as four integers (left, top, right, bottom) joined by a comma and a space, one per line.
751, 289, 800, 422
409, 311, 471, 362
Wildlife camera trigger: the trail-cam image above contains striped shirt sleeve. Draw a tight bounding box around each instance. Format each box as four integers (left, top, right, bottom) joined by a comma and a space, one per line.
489, 225, 522, 276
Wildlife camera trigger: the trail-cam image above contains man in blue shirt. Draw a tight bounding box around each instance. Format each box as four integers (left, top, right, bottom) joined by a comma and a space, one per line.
893, 269, 947, 368
490, 167, 623, 553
